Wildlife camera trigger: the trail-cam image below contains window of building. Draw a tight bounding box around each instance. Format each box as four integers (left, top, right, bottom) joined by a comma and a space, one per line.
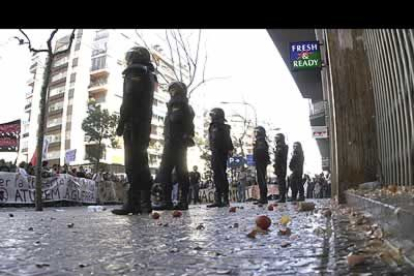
89, 77, 107, 88
72, 58, 78, 67
53, 56, 69, 67
95, 95, 106, 104
91, 56, 106, 71
95, 30, 109, 40
46, 151, 60, 160
47, 117, 62, 128
70, 73, 76, 83
45, 134, 61, 143
49, 86, 65, 97
92, 39, 107, 56
21, 140, 29, 150
65, 131, 71, 140
75, 42, 81, 51
51, 70, 67, 83
151, 125, 157, 135
68, 89, 75, 99
49, 101, 64, 112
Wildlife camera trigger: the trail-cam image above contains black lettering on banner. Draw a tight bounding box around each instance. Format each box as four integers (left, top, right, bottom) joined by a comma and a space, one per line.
52, 186, 60, 200
29, 190, 35, 202
15, 189, 24, 203
200, 190, 208, 203
208, 190, 214, 203
64, 187, 70, 200
0, 188, 8, 202
6, 180, 11, 187
20, 189, 29, 202
0, 179, 4, 187
43, 189, 51, 201
17, 179, 25, 188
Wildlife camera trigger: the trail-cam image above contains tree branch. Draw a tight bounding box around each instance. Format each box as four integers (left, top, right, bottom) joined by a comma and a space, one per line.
18, 29, 48, 53
171, 30, 183, 82
188, 76, 230, 99
46, 29, 59, 53
165, 30, 180, 81
177, 30, 194, 83
189, 30, 202, 87
54, 29, 76, 56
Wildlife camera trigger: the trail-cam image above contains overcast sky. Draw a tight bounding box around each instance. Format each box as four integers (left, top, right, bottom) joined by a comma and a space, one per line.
0, 29, 322, 173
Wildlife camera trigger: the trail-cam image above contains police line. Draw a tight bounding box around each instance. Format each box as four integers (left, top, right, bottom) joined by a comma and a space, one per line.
0, 172, 97, 205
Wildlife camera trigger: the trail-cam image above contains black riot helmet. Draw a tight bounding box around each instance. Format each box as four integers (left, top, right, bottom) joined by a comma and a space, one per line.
168, 81, 187, 97
275, 133, 286, 145
254, 126, 266, 138
125, 46, 151, 65
209, 108, 226, 123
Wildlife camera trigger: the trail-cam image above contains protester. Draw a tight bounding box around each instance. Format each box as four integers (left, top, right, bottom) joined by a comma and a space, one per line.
0, 159, 10, 172
238, 166, 247, 202
189, 165, 201, 204
18, 162, 29, 179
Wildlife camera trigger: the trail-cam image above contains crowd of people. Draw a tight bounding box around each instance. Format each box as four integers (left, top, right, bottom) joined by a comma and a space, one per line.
0, 159, 127, 185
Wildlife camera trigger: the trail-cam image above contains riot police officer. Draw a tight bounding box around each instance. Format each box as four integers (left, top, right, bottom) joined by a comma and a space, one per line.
273, 133, 289, 203
112, 47, 156, 215
207, 108, 234, 208
253, 126, 270, 204
153, 82, 195, 211
289, 141, 305, 201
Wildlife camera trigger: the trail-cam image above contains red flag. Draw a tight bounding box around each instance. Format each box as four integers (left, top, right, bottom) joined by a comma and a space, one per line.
30, 149, 37, 166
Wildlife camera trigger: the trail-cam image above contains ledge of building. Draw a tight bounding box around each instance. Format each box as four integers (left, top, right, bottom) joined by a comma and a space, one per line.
345, 189, 414, 266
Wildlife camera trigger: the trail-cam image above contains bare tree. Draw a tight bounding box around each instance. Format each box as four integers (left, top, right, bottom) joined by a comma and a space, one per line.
134, 29, 228, 99
16, 29, 75, 211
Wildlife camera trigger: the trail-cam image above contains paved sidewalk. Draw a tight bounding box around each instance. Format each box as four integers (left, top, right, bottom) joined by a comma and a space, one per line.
0, 200, 412, 275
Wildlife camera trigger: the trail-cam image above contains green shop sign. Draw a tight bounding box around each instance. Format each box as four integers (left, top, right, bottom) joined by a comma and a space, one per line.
290, 41, 322, 71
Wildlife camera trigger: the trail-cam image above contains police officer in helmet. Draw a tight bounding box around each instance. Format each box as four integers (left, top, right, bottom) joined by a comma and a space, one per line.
112, 46, 156, 215
207, 108, 234, 208
153, 81, 195, 211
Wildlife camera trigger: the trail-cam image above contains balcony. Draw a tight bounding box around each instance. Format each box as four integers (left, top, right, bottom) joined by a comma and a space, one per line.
48, 108, 63, 116
22, 133, 29, 138
90, 67, 109, 79
88, 79, 108, 94
27, 78, 35, 86
46, 124, 62, 133
150, 133, 164, 141
49, 92, 65, 102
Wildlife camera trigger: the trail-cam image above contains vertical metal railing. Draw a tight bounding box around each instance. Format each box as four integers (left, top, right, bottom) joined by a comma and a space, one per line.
363, 29, 414, 186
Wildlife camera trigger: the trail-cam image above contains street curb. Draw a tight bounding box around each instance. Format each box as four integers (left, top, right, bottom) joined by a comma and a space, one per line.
345, 191, 414, 267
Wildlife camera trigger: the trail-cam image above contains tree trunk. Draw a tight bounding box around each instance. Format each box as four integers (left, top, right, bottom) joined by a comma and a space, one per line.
95, 139, 101, 173
35, 53, 53, 211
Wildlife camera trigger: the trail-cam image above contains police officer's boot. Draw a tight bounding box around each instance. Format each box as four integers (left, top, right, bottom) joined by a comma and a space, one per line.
207, 191, 222, 208
112, 190, 141, 215
290, 190, 298, 202
258, 190, 268, 204
277, 180, 286, 203
153, 183, 174, 211
298, 184, 305, 202
140, 189, 152, 214
221, 191, 230, 207
175, 188, 189, 210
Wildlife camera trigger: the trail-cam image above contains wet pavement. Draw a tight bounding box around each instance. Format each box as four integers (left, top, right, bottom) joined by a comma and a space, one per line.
1, 200, 413, 275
